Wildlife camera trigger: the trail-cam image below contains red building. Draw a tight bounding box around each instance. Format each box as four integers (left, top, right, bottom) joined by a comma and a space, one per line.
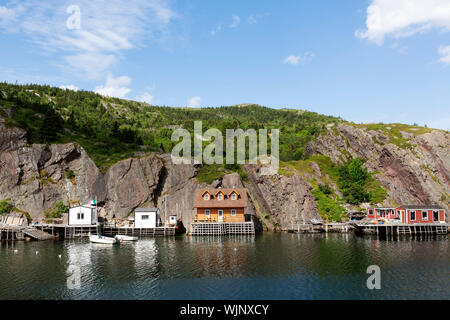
367, 207, 397, 220
367, 205, 446, 224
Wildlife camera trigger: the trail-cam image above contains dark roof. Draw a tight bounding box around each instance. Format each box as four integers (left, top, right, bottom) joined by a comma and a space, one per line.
135, 208, 159, 212
399, 205, 444, 210
194, 188, 247, 208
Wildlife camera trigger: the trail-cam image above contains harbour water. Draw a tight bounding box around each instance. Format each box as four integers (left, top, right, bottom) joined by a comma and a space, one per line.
0, 233, 448, 300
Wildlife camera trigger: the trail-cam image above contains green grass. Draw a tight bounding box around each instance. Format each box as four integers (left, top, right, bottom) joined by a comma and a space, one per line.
311, 188, 347, 222
351, 122, 435, 150
196, 164, 227, 184
279, 155, 388, 220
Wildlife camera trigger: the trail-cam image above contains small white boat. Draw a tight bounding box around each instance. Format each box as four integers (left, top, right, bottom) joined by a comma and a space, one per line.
114, 235, 138, 241
89, 234, 119, 244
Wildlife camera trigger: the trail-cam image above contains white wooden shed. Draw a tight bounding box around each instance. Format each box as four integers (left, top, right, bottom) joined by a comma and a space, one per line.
134, 208, 161, 228
68, 205, 98, 226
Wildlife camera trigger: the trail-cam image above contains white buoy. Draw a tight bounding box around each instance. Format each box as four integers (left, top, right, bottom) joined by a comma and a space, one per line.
58, 255, 62, 259
36, 251, 39, 255
14, 250, 18, 254
234, 248, 237, 251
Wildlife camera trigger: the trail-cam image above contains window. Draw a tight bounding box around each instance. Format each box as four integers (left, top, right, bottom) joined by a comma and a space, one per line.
433, 211, 439, 222
218, 193, 223, 200
205, 209, 210, 217
204, 193, 210, 200
231, 193, 237, 200
422, 211, 428, 220
397, 210, 400, 216
410, 211, 416, 221
369, 209, 373, 215
77, 213, 84, 220
141, 215, 149, 220
231, 209, 236, 216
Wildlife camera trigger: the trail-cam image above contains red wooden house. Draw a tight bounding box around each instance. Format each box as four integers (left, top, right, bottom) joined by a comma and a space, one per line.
367, 205, 446, 224
395, 205, 446, 224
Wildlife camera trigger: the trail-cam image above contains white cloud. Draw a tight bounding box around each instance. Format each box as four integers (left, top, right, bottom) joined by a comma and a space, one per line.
59, 85, 79, 91
356, 0, 450, 45
283, 52, 315, 65
0, 5, 21, 23
187, 97, 201, 107
0, 0, 177, 78
247, 15, 257, 25
64, 53, 117, 79
137, 92, 154, 104
230, 15, 241, 28
246, 13, 269, 25
210, 24, 222, 36
283, 55, 300, 65
438, 45, 450, 65
94, 75, 131, 99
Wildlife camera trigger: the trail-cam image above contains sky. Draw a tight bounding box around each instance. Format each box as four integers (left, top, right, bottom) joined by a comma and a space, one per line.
1, 0, 450, 130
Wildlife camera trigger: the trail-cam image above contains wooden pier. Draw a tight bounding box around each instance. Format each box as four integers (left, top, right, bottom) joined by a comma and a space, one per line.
1, 226, 57, 241
102, 226, 176, 237
36, 224, 177, 239
190, 222, 255, 236
355, 223, 448, 237
289, 223, 354, 234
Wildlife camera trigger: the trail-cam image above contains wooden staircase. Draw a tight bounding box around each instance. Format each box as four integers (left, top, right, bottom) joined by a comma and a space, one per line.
23, 228, 57, 240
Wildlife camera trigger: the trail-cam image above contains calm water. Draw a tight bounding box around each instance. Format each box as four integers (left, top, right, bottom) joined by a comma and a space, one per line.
0, 233, 448, 300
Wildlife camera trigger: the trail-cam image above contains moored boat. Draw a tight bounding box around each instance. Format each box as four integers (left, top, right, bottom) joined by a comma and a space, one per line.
89, 234, 119, 244
114, 235, 138, 241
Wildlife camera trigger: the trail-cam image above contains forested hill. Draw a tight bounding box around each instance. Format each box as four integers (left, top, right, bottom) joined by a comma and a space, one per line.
0, 82, 341, 171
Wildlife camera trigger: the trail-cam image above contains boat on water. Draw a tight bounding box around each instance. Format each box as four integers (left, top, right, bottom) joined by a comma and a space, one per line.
89, 234, 119, 244
114, 235, 138, 241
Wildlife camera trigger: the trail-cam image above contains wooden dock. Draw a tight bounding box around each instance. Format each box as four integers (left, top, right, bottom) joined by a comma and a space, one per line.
289, 223, 354, 234
354, 222, 448, 237
35, 224, 176, 239
190, 222, 255, 236
1, 226, 56, 241
102, 226, 176, 237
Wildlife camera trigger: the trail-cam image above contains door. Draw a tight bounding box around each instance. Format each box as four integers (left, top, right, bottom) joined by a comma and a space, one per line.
218, 210, 223, 222
400, 210, 405, 223
433, 211, 439, 222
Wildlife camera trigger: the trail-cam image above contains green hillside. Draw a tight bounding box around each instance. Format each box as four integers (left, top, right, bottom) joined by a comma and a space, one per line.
0, 82, 341, 172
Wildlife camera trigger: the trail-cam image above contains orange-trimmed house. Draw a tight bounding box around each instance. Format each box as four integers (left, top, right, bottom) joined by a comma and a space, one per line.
193, 188, 247, 223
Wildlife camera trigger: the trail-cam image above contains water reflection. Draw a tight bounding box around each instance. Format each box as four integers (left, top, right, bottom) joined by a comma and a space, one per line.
0, 233, 448, 300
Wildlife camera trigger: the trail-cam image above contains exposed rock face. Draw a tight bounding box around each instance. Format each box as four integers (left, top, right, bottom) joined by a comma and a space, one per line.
243, 165, 321, 230
104, 155, 165, 218
0, 116, 105, 219
306, 124, 450, 217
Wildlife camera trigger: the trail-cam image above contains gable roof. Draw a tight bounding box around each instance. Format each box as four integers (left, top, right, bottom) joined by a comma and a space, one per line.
194, 188, 247, 208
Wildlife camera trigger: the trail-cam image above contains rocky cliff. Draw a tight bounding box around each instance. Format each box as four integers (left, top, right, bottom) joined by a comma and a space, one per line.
1, 115, 449, 228
305, 123, 450, 216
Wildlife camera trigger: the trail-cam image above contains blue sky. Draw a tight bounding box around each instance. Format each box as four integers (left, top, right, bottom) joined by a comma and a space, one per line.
1, 0, 450, 129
